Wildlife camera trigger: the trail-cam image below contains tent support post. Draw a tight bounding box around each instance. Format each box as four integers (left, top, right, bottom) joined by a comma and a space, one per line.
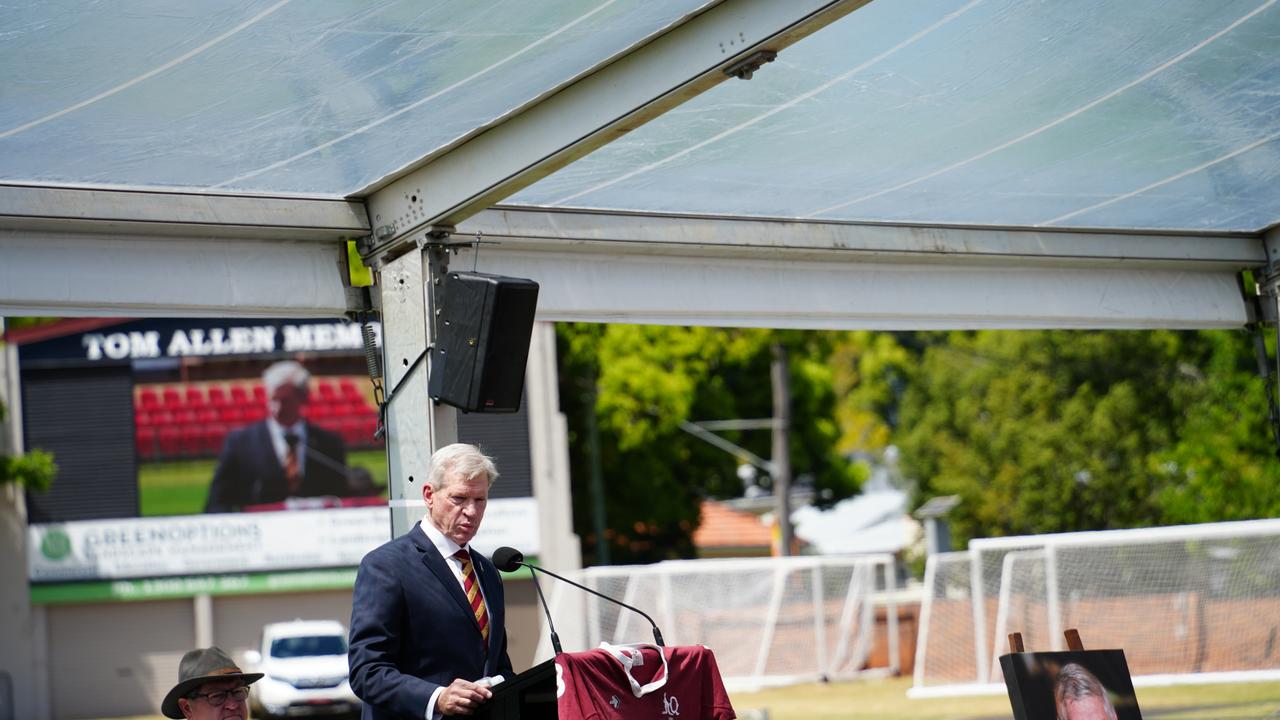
378, 241, 458, 538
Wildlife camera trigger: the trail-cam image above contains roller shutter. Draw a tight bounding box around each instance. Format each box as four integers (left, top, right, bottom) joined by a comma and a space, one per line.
46, 600, 193, 720
459, 399, 531, 499
22, 365, 137, 522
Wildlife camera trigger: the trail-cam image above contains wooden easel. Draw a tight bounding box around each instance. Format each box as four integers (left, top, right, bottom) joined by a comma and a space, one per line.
1008, 627, 1085, 652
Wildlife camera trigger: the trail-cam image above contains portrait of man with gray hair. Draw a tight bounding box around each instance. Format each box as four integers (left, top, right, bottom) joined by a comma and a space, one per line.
1001, 647, 1140, 720
204, 359, 351, 512
1054, 662, 1119, 720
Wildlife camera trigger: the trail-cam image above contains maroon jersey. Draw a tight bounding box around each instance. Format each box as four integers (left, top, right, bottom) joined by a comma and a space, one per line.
554, 643, 736, 720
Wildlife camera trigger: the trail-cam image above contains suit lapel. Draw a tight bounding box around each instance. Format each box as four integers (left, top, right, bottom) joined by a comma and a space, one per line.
410, 526, 483, 632
474, 554, 504, 662
251, 423, 284, 475
250, 423, 286, 498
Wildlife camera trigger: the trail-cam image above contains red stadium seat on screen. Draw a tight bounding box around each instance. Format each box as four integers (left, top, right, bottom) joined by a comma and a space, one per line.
207, 386, 228, 407
205, 423, 228, 453
158, 426, 182, 456
339, 417, 364, 446
136, 428, 156, 459
161, 387, 182, 409
181, 426, 203, 455
139, 388, 160, 411
339, 378, 362, 399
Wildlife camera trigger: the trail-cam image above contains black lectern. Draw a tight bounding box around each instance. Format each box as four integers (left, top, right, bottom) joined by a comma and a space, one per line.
474, 659, 558, 720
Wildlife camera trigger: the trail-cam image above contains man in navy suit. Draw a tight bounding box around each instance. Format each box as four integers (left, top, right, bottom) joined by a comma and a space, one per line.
348, 443, 514, 719
204, 360, 350, 513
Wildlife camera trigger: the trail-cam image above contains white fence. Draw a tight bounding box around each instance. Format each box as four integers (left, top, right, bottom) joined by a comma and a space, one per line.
911, 518, 1280, 697
534, 554, 900, 691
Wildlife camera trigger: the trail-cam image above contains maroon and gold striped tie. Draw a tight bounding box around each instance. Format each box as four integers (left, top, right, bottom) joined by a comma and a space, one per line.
454, 549, 490, 644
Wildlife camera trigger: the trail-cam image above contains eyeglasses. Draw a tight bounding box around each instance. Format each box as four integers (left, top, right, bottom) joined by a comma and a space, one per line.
189, 686, 250, 706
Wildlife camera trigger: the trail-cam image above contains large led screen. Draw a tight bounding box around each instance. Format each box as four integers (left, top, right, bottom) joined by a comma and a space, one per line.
16, 318, 538, 587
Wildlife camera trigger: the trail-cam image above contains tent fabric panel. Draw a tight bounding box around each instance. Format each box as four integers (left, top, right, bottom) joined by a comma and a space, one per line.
512, 0, 1280, 233
0, 0, 713, 195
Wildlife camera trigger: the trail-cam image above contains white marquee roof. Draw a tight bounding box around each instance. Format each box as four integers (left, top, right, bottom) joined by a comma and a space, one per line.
2, 0, 1278, 325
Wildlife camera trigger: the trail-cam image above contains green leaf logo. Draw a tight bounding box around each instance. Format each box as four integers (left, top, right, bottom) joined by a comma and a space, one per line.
40, 528, 72, 561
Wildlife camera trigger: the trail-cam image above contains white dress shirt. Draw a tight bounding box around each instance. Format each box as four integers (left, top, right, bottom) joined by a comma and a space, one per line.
418, 519, 492, 720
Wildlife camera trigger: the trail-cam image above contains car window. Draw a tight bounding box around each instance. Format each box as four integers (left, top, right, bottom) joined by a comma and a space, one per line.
269, 634, 348, 658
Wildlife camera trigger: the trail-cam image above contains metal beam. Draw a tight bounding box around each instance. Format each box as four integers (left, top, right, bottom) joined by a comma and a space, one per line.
0, 185, 367, 318
460, 206, 1264, 269
0, 184, 368, 240
450, 208, 1258, 329
0, 229, 350, 317
360, 0, 874, 264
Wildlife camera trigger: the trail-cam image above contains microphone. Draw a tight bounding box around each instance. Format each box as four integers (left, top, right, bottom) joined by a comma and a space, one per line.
492, 546, 665, 647
494, 547, 563, 654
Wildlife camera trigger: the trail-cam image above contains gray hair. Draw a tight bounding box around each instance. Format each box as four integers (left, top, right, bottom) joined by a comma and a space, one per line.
1055, 663, 1117, 720
262, 360, 310, 394
428, 443, 499, 489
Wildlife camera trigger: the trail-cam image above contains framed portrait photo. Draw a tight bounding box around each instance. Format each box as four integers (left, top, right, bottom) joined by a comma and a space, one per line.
999, 649, 1143, 720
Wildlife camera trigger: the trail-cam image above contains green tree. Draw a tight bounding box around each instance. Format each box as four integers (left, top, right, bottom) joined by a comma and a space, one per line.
1, 320, 58, 493
892, 329, 1280, 545
557, 323, 864, 565
1154, 330, 1280, 523
830, 331, 916, 454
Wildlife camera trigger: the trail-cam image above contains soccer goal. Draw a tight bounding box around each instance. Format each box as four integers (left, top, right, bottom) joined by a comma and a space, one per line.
535, 554, 901, 691
910, 518, 1280, 697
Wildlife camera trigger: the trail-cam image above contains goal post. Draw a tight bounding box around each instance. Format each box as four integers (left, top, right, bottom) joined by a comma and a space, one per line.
912, 518, 1280, 697
535, 554, 900, 691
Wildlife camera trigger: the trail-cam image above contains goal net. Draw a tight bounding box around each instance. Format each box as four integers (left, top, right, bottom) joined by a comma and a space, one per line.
534, 554, 900, 691
911, 518, 1280, 697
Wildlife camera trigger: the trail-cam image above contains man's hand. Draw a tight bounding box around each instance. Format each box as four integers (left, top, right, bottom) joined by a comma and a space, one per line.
437, 678, 494, 716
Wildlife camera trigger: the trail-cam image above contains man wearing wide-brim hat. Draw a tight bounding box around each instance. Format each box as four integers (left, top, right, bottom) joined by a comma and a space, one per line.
161, 647, 263, 720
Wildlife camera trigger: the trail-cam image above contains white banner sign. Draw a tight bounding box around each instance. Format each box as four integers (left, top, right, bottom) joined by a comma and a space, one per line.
28, 499, 539, 583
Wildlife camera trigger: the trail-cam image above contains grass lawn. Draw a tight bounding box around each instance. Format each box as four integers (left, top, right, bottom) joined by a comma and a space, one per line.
96, 676, 1280, 720
728, 676, 1280, 719
137, 449, 389, 516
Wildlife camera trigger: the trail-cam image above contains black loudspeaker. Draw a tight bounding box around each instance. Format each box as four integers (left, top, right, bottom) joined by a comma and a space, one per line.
429, 271, 539, 413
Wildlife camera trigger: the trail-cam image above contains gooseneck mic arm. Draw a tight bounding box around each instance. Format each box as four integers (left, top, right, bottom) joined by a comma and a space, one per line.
492, 546, 665, 647
493, 546, 562, 653
527, 563, 563, 655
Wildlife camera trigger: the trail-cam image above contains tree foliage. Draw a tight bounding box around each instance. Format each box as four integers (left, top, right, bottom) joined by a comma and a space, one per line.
556, 320, 1280, 565
0, 398, 57, 492
556, 323, 864, 565
888, 329, 1280, 545
1, 321, 59, 493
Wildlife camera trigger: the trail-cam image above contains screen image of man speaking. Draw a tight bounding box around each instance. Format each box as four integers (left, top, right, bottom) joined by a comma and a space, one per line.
204, 359, 351, 512
348, 443, 514, 719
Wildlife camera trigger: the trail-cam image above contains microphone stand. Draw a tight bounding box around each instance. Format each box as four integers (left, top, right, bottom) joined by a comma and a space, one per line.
519, 562, 665, 647
524, 568, 563, 655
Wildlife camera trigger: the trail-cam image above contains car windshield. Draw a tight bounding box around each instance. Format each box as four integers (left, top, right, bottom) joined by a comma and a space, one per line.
269, 635, 347, 658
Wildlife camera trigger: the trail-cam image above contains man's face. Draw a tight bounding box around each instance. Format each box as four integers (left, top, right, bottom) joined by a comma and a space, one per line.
1058, 695, 1116, 720
177, 679, 248, 720
424, 469, 489, 546
269, 383, 307, 426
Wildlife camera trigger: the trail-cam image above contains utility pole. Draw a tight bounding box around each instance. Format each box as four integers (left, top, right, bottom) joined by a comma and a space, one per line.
585, 380, 610, 565
771, 342, 793, 556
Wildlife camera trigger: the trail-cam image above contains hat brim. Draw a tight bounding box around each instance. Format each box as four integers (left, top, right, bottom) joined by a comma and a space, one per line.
161, 671, 263, 719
